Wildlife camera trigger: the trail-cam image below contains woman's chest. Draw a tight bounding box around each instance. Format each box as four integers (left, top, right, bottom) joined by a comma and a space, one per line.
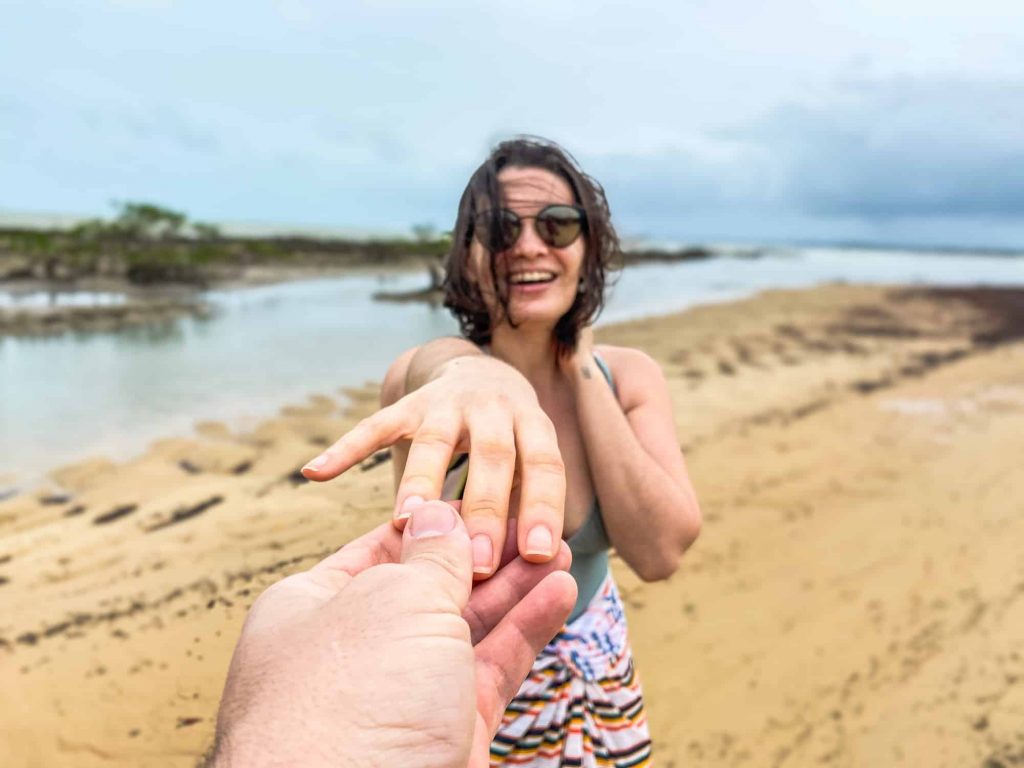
543, 397, 596, 539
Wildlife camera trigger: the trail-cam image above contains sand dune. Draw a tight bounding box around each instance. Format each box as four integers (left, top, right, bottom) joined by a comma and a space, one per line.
2, 284, 1022, 767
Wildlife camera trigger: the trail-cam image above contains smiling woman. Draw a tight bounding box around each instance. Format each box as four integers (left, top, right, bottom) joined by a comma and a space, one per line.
443, 139, 620, 356
302, 137, 702, 767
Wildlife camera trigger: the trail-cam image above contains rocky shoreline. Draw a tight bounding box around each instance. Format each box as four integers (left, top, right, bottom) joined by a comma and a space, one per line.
0, 298, 212, 337
0, 243, 728, 336
0, 261, 425, 337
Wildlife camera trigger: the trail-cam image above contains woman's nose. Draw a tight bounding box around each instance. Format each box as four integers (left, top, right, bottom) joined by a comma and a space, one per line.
510, 219, 546, 258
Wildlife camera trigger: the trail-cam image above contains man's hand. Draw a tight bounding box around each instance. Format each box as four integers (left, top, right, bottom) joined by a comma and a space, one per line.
209, 501, 576, 768
301, 355, 567, 578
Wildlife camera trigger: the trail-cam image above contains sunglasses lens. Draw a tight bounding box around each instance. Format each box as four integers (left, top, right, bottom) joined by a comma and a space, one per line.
475, 209, 521, 251
536, 206, 584, 247
496, 209, 521, 250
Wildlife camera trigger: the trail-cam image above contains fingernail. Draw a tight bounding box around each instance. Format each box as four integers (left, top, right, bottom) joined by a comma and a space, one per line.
408, 503, 457, 539
525, 525, 553, 557
302, 454, 329, 473
471, 534, 493, 574
396, 495, 425, 521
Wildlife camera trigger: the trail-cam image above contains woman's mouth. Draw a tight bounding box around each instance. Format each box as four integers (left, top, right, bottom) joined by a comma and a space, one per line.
507, 270, 557, 287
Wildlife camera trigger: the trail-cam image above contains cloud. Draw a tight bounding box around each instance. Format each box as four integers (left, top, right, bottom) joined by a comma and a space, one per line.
563, 75, 1024, 242
739, 77, 1024, 219
2, 2, 1023, 247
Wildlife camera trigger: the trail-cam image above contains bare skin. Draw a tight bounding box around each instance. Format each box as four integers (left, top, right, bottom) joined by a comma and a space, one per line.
304, 166, 701, 580
208, 501, 576, 768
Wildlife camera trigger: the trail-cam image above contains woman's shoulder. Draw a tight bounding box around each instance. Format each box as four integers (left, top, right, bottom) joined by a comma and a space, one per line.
381, 337, 482, 406
381, 346, 421, 406
593, 344, 667, 411
594, 344, 663, 375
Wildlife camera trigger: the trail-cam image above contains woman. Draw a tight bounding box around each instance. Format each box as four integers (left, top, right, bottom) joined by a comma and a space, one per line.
303, 137, 701, 766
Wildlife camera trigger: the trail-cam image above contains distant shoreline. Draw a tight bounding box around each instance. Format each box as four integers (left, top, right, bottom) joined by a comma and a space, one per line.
0, 230, 721, 335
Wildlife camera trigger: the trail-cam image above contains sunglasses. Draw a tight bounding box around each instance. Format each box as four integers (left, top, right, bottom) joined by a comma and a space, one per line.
473, 204, 587, 251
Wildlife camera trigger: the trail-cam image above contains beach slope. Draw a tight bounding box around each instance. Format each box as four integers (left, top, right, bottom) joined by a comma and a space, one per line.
1, 284, 1022, 767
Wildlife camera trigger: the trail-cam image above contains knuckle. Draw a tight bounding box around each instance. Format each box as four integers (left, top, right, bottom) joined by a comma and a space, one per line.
463, 499, 505, 520
413, 425, 458, 449
467, 396, 513, 423
522, 451, 566, 475
519, 412, 558, 441
350, 412, 390, 443
401, 470, 440, 490
410, 551, 467, 590
343, 420, 371, 444
472, 438, 516, 464
522, 497, 563, 516
362, 407, 392, 431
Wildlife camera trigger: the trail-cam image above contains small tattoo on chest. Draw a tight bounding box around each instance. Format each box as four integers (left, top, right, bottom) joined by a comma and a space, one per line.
581, 365, 593, 379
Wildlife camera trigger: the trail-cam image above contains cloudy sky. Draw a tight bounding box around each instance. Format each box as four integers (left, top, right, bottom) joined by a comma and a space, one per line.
2, 0, 1022, 248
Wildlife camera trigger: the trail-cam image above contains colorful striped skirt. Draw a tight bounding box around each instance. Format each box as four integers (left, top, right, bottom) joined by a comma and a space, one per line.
489, 574, 651, 767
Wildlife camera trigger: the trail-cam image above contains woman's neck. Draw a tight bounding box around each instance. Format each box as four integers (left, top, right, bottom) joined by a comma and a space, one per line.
489, 324, 560, 393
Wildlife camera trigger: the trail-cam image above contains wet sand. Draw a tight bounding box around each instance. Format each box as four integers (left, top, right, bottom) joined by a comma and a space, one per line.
2, 284, 1023, 767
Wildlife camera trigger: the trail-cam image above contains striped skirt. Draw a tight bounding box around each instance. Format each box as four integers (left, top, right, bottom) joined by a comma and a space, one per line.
489, 574, 652, 767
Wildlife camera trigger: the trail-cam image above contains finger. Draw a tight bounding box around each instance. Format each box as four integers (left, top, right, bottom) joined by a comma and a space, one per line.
394, 410, 462, 523
473, 571, 577, 731
513, 411, 566, 563
496, 516, 519, 570
460, 402, 516, 579
301, 401, 414, 481
463, 541, 572, 645
257, 522, 403, 625
308, 520, 403, 582
400, 500, 473, 611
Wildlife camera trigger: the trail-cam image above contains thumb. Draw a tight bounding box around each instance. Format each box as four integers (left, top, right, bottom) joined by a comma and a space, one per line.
401, 500, 474, 611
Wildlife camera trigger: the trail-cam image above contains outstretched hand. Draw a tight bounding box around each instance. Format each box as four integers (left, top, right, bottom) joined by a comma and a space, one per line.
302, 355, 567, 577
209, 500, 576, 768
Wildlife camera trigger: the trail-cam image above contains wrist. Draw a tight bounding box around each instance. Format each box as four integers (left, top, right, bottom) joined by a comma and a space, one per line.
429, 351, 486, 383
435, 352, 493, 381
563, 351, 596, 389
407, 338, 484, 390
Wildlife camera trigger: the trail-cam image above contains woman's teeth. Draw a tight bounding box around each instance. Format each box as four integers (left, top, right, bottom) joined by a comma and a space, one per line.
509, 271, 556, 284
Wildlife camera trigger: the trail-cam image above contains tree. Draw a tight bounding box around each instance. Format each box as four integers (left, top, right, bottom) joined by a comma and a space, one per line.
191, 221, 222, 240
411, 223, 437, 243
111, 202, 188, 239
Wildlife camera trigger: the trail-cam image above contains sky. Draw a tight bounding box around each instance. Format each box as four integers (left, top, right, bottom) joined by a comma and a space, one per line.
1, 0, 1022, 249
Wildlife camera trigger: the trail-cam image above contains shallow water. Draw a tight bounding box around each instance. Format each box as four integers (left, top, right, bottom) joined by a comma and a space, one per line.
1, 246, 1021, 485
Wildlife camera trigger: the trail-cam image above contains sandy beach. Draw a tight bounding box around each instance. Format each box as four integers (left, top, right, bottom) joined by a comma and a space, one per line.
2, 283, 1023, 767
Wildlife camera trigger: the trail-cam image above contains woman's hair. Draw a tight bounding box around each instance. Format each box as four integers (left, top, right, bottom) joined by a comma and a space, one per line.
442, 136, 622, 354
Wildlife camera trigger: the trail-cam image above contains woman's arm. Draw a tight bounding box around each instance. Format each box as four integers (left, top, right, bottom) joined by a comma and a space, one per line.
564, 340, 701, 582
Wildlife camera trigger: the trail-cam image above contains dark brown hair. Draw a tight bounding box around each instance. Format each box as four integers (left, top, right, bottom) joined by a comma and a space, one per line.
442, 136, 622, 354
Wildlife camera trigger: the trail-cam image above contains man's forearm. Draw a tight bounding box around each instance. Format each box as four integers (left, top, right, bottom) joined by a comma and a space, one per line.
404, 336, 485, 393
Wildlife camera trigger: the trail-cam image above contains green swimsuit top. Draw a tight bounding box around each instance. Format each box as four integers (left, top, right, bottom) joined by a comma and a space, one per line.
443, 351, 616, 624
563, 351, 615, 622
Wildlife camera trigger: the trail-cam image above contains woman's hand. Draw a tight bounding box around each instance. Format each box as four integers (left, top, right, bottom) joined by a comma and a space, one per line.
209, 501, 577, 768
302, 355, 566, 578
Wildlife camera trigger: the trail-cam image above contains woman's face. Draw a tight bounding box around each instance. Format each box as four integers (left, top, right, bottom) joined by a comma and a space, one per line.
469, 166, 586, 332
